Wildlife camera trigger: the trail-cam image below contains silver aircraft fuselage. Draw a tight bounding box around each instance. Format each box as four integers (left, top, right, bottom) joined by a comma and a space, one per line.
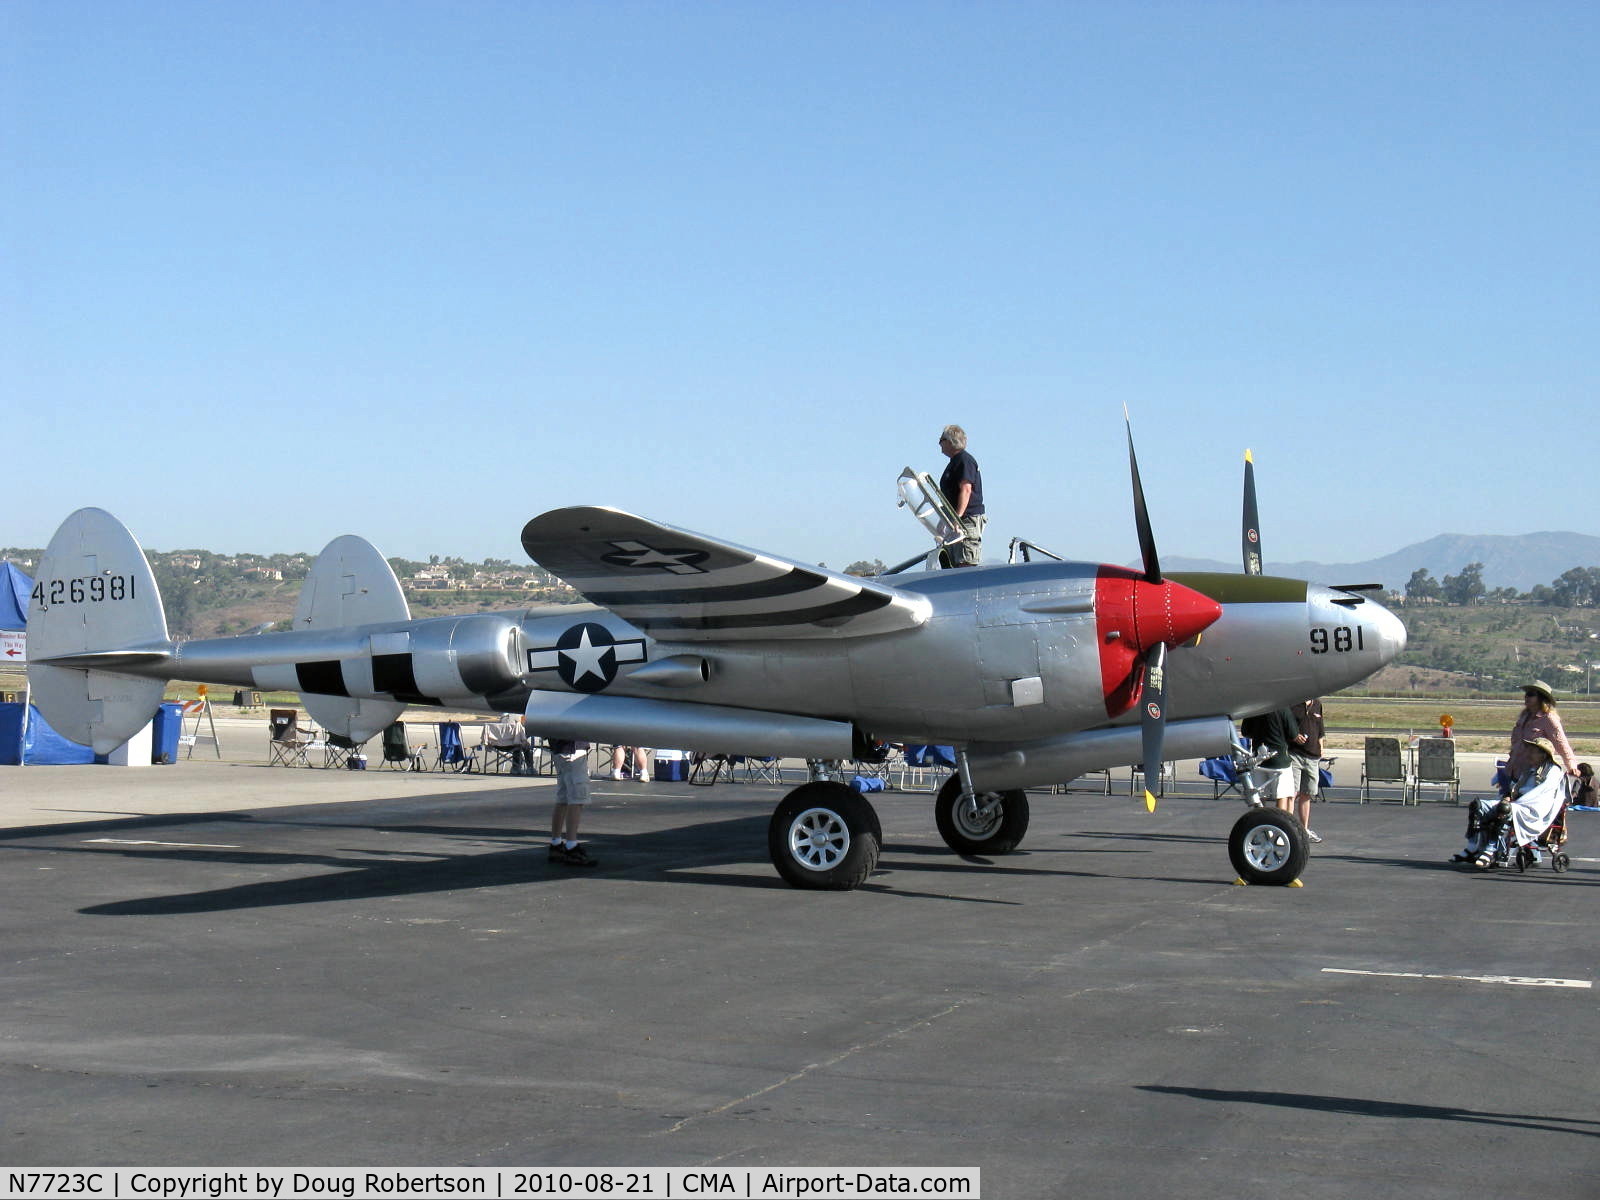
158, 561, 1402, 766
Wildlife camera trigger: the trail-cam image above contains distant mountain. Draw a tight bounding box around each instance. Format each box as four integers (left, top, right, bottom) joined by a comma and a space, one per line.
1160, 532, 1600, 593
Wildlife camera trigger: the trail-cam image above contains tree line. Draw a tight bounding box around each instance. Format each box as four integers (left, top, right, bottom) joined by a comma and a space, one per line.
1402, 564, 1600, 607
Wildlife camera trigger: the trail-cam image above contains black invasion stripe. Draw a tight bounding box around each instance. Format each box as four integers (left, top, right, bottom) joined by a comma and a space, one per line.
458, 650, 512, 696
296, 660, 349, 697
634, 590, 893, 631
372, 652, 443, 707
483, 687, 533, 714
584, 567, 830, 608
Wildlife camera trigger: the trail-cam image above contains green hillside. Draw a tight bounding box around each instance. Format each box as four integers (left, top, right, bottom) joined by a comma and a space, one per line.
1370, 601, 1600, 698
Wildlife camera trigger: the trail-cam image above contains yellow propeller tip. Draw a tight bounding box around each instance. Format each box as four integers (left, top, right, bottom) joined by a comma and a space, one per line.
1244, 448, 1254, 463
1144, 790, 1158, 813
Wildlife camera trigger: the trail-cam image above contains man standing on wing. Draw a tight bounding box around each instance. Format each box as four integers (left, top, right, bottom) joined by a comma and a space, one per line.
937, 424, 985, 568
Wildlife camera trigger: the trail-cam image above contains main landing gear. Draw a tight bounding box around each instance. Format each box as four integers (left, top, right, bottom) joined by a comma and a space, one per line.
767, 782, 883, 890
764, 751, 1308, 890
766, 750, 1031, 890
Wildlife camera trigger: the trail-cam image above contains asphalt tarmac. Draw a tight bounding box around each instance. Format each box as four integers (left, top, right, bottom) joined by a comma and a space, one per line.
2, 761, 1595, 1198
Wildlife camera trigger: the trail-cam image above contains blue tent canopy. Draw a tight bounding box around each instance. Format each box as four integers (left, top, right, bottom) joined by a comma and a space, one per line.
0, 561, 29, 630
0, 703, 96, 766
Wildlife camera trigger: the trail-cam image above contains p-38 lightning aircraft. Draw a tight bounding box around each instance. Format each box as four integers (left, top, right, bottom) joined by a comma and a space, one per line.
26, 428, 1404, 890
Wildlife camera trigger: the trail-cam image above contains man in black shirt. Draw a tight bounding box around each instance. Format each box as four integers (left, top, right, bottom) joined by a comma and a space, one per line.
937, 424, 985, 567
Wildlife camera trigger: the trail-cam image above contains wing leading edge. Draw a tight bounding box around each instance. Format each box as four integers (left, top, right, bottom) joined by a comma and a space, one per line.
521, 507, 931, 641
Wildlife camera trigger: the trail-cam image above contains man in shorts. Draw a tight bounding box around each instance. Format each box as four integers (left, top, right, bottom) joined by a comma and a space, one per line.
547, 737, 598, 866
1241, 707, 1298, 814
1289, 697, 1325, 844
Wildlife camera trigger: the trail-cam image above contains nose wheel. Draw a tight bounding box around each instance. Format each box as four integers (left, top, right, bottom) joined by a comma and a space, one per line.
1228, 807, 1309, 886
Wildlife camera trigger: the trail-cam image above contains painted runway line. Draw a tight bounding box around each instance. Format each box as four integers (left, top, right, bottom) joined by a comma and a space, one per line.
85, 838, 242, 849
1323, 967, 1591, 989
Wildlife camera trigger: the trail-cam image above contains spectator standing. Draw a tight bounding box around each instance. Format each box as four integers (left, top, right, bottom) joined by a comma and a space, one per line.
937, 425, 985, 567
1240, 706, 1298, 813
610, 744, 650, 781
1504, 681, 1578, 793
1289, 698, 1325, 844
547, 739, 598, 866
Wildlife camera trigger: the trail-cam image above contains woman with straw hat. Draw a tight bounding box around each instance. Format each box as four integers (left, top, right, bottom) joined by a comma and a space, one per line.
1502, 680, 1577, 794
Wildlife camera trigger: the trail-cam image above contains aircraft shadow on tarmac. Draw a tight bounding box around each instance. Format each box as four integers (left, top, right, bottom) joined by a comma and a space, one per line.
1137, 1085, 1600, 1139
1312, 849, 1597, 885
66, 812, 785, 916
15, 791, 1225, 916
1067, 828, 1231, 847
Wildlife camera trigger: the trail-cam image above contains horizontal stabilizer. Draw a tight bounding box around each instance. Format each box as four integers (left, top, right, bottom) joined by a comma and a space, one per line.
521, 507, 931, 641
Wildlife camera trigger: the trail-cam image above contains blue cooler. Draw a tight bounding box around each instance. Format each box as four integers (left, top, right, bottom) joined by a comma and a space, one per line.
654, 757, 687, 782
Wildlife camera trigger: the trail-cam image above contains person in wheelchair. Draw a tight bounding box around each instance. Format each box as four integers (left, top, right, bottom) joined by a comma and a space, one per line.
1455, 737, 1566, 868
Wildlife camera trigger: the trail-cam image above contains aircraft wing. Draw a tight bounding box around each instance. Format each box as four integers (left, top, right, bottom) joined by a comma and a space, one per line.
521, 507, 932, 641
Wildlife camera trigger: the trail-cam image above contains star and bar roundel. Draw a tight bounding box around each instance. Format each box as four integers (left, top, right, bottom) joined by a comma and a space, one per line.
526, 622, 646, 693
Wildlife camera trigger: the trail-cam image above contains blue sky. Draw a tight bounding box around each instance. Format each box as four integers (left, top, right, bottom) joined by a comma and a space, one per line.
6, 1, 1596, 572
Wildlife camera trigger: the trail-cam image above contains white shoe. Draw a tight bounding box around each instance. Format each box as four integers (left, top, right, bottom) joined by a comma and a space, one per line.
610, 769, 625, 780
1306, 829, 1323, 843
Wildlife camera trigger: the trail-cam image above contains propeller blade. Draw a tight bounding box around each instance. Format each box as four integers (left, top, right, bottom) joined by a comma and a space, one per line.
1139, 641, 1168, 812
1125, 412, 1162, 583
1242, 449, 1263, 575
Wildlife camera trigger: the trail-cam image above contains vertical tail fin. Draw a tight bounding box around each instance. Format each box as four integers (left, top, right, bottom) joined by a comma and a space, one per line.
292, 534, 411, 742
27, 508, 173, 754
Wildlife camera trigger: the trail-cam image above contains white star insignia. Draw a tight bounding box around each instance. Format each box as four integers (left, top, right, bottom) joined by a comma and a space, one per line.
560, 627, 612, 683
602, 541, 707, 574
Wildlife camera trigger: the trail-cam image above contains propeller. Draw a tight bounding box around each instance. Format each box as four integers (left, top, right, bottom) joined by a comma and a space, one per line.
1127, 413, 1161, 585
1122, 412, 1190, 812
1242, 449, 1263, 575
1099, 414, 1223, 811
1138, 642, 1168, 812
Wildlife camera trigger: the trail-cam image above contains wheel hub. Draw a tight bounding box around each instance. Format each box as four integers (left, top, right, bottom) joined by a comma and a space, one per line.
1242, 824, 1291, 872
789, 807, 850, 870
956, 795, 1002, 838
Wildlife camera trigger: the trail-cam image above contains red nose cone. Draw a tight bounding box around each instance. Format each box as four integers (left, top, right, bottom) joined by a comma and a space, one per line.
1130, 576, 1223, 649
1095, 569, 1223, 717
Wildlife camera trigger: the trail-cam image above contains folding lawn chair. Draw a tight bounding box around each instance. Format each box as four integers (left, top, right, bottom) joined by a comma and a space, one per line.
433, 722, 477, 773
379, 721, 425, 771
1199, 755, 1244, 800
267, 709, 315, 767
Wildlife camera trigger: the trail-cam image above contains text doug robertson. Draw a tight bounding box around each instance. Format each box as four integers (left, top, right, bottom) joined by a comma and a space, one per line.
118, 1175, 486, 1198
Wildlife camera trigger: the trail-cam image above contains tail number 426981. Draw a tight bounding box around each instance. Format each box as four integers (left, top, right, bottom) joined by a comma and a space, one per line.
30, 575, 137, 612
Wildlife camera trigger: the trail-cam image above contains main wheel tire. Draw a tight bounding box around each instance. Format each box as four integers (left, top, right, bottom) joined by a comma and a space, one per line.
1228, 808, 1309, 886
768, 783, 881, 890
934, 776, 1030, 856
